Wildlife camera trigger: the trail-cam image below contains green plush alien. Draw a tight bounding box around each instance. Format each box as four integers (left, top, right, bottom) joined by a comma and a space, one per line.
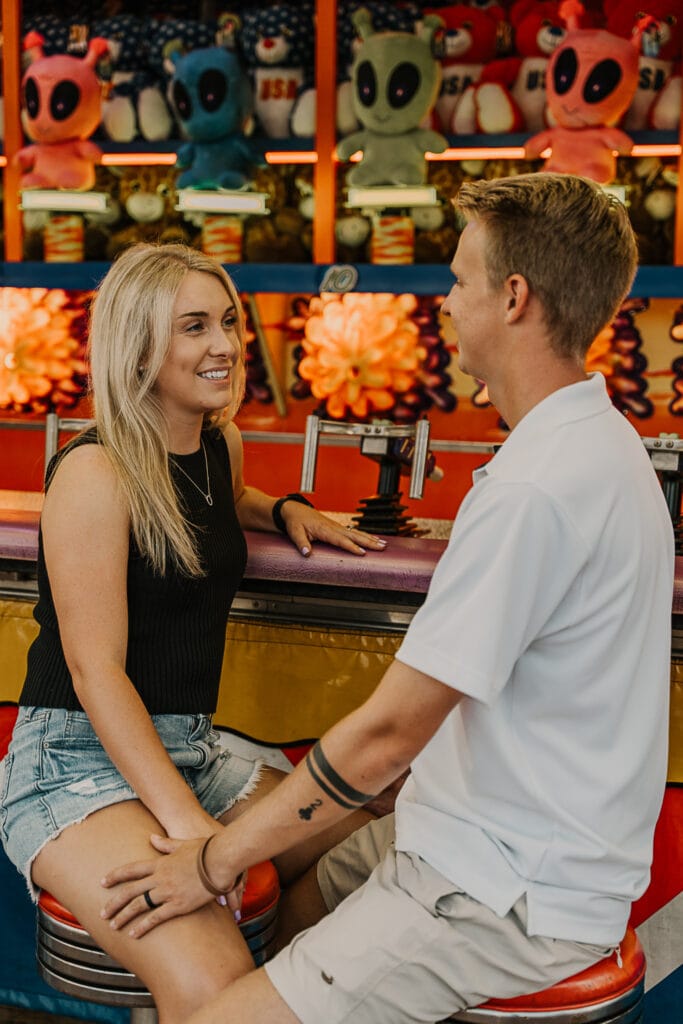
336, 8, 447, 187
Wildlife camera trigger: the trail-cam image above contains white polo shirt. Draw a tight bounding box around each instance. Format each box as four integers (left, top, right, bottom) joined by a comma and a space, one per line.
395, 373, 674, 945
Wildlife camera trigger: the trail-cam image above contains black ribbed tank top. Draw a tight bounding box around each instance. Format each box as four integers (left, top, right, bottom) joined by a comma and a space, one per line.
20, 427, 247, 714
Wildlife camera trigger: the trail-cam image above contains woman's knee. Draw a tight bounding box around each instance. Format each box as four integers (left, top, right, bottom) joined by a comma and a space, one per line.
149, 938, 254, 1023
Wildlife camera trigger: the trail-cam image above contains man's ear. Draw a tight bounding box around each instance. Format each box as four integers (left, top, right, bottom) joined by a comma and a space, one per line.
504, 274, 530, 323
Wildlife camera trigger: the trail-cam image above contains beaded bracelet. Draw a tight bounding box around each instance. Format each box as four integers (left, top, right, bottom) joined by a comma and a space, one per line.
271, 492, 314, 533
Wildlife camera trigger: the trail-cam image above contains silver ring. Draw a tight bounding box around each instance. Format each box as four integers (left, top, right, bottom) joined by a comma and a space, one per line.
143, 890, 160, 910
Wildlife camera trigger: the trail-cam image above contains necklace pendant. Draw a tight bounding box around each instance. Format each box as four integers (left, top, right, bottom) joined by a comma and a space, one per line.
170, 438, 213, 507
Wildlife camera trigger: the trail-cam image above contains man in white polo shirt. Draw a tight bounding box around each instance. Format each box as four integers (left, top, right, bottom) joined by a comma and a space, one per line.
102, 174, 675, 1024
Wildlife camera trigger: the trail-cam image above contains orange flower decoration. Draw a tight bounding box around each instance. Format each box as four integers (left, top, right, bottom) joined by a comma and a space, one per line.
585, 324, 616, 379
299, 293, 424, 419
0, 288, 87, 411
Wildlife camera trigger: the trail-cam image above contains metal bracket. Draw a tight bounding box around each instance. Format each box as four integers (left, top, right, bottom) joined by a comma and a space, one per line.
300, 417, 431, 500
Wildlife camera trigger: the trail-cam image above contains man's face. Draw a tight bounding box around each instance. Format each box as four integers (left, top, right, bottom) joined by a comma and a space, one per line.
441, 220, 501, 381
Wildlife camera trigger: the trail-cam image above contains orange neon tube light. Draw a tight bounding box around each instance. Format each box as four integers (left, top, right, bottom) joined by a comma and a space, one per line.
46, 141, 683, 170
341, 144, 682, 162
99, 151, 318, 167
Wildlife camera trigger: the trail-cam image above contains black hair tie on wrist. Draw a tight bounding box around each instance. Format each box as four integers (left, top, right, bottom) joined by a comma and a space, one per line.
272, 492, 314, 533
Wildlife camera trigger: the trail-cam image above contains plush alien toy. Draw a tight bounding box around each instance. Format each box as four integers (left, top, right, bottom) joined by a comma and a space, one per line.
524, 0, 643, 183
16, 31, 110, 191
169, 45, 257, 190
336, 8, 447, 187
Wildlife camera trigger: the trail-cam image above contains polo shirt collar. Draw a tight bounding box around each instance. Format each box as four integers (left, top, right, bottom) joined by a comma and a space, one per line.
473, 373, 611, 483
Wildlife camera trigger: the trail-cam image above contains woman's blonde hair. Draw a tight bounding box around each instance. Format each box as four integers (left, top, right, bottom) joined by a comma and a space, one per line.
87, 242, 246, 577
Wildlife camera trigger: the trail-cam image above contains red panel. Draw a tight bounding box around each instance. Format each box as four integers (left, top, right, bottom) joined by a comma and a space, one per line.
630, 786, 683, 928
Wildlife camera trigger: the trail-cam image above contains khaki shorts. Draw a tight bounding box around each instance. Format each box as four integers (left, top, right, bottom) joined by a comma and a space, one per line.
265, 814, 615, 1024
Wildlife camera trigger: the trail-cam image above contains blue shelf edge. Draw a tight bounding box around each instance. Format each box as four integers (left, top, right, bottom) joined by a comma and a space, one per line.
0, 262, 679, 298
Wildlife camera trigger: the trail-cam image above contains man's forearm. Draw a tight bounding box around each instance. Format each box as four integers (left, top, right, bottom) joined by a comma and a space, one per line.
202, 700, 415, 890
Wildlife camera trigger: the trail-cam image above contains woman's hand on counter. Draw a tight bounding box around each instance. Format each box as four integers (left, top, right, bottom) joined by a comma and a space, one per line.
281, 503, 387, 557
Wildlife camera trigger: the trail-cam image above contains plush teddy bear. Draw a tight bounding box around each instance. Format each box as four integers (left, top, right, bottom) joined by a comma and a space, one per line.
603, 0, 682, 132
82, 165, 125, 261
91, 13, 173, 143
425, 3, 510, 133
20, 13, 73, 56
105, 165, 194, 260
624, 156, 678, 265
336, 8, 447, 186
243, 164, 312, 262
334, 210, 372, 262
168, 44, 258, 189
240, 2, 315, 139
15, 30, 110, 191
524, 0, 642, 183
475, 0, 568, 132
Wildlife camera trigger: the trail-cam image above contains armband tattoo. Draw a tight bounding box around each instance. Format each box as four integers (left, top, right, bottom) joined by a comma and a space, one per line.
304, 741, 377, 810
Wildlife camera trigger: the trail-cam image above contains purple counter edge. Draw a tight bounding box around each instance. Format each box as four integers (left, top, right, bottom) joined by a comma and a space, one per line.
4, 514, 683, 607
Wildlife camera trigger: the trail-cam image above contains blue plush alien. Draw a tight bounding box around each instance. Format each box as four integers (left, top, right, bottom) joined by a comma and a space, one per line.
336, 8, 447, 187
169, 45, 257, 189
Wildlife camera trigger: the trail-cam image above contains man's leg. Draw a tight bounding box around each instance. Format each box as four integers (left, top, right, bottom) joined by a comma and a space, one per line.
276, 866, 329, 949
276, 811, 397, 948
186, 823, 610, 1024
188, 969, 298, 1024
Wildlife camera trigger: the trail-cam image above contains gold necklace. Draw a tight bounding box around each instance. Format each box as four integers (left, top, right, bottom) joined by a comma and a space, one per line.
170, 439, 213, 506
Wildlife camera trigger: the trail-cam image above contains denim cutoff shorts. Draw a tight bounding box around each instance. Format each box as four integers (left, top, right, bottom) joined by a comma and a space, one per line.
0, 707, 263, 901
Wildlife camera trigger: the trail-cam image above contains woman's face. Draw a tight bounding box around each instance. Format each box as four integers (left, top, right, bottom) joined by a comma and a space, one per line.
153, 270, 241, 427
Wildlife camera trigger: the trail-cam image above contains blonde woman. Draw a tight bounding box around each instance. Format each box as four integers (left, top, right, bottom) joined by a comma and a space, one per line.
0, 243, 385, 1024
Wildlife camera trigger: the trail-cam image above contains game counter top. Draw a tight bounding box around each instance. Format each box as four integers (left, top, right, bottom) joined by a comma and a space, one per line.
0, 492, 451, 596
243, 529, 448, 595
3, 495, 683, 606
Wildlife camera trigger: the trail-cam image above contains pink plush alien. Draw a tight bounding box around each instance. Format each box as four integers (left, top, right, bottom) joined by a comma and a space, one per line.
524, 0, 647, 183
15, 31, 110, 191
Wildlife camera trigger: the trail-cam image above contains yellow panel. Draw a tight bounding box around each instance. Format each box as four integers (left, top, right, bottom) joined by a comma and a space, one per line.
0, 600, 38, 701
0, 600, 401, 743
669, 661, 683, 783
2, 596, 681, 780
216, 619, 402, 744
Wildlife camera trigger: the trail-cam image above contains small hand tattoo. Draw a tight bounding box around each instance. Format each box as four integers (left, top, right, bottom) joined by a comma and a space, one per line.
298, 798, 322, 820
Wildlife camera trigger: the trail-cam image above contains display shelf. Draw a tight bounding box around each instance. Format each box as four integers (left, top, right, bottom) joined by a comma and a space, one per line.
436, 129, 680, 158
3, 130, 672, 160
1, 261, 680, 297
0, 0, 681, 272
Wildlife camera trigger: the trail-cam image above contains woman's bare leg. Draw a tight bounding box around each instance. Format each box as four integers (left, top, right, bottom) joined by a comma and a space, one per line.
32, 799, 254, 1024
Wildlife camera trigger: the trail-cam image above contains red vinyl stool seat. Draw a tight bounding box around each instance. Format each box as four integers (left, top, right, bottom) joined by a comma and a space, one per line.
36, 859, 280, 1022
449, 925, 645, 1023
2, 705, 281, 1018
0, 704, 18, 758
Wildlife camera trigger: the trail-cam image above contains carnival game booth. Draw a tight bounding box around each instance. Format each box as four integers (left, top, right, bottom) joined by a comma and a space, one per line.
0, 0, 681, 1016
0, 431, 682, 1021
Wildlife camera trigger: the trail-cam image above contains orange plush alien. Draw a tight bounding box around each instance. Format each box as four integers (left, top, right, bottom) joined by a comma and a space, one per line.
16, 31, 109, 191
524, 0, 647, 183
